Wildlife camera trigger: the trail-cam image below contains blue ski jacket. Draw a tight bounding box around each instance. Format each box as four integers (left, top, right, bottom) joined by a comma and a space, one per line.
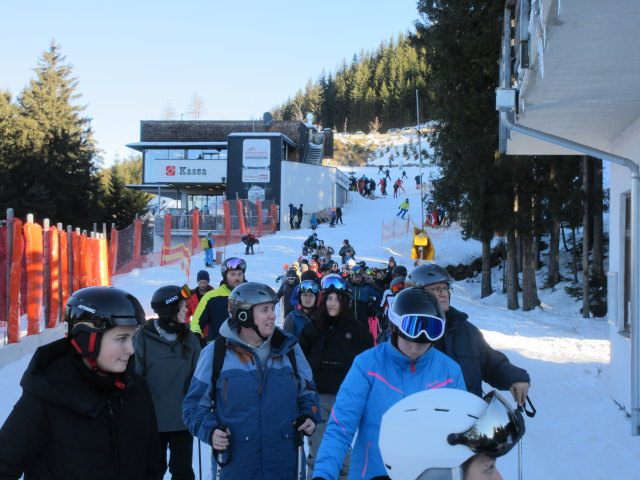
182, 324, 320, 480
312, 341, 466, 480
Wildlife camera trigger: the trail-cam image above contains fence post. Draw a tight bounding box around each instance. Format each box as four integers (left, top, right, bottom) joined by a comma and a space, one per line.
256, 198, 263, 237
270, 204, 277, 233
109, 223, 119, 278
43, 218, 50, 329
192, 209, 200, 251
133, 217, 142, 263
49, 223, 60, 326
5, 209, 14, 344
24, 215, 43, 336
8, 216, 23, 343
236, 199, 247, 236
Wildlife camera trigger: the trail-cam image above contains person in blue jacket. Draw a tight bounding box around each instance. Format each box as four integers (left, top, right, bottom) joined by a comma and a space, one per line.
182, 282, 320, 480
345, 265, 382, 326
283, 279, 318, 339
311, 287, 466, 480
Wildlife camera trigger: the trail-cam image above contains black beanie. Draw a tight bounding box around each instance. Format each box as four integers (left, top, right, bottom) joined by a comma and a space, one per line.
197, 270, 210, 282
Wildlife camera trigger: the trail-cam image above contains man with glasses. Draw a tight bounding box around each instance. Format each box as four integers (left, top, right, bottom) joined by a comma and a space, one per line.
405, 263, 531, 405
191, 257, 247, 346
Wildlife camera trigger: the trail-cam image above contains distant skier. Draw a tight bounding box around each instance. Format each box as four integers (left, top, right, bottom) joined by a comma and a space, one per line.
242, 233, 259, 255
378, 177, 387, 196
397, 198, 409, 219
335, 204, 343, 224
384, 168, 391, 180
377, 165, 384, 175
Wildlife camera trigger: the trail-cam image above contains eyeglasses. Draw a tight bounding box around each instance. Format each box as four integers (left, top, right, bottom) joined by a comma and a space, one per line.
320, 275, 346, 292
180, 284, 192, 299
447, 390, 525, 457
299, 280, 319, 294
222, 257, 247, 273
388, 310, 445, 341
425, 286, 451, 296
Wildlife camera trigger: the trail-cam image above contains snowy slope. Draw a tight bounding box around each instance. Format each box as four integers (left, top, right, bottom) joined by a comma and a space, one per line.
1, 163, 639, 479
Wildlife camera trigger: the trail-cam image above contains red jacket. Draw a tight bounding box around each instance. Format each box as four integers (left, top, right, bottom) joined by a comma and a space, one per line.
186, 285, 214, 323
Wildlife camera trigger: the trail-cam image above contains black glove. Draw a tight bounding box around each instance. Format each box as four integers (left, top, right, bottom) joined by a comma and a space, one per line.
195, 333, 207, 348
294, 414, 314, 436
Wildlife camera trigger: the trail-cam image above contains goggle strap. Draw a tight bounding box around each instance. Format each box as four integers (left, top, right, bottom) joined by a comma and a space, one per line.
517, 395, 537, 418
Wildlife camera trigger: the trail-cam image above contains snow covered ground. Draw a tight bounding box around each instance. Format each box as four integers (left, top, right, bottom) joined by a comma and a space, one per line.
1, 163, 639, 479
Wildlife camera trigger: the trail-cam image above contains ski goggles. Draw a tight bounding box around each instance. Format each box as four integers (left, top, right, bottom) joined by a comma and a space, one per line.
388, 310, 445, 341
320, 275, 346, 292
299, 280, 319, 294
222, 257, 246, 273
390, 281, 405, 294
180, 284, 192, 300
447, 390, 526, 457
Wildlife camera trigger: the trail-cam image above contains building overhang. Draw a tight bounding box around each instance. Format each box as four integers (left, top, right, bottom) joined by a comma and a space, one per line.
126, 183, 226, 197
228, 132, 298, 148
503, 0, 640, 156
126, 141, 228, 152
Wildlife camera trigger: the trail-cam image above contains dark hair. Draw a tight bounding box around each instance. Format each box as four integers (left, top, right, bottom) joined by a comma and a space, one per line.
314, 290, 354, 331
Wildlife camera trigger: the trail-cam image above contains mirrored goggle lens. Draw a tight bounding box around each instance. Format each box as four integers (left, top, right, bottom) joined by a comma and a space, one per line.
395, 313, 444, 341
391, 282, 405, 293
448, 391, 525, 457
321, 276, 346, 291
224, 258, 246, 272
299, 280, 319, 294
180, 284, 192, 299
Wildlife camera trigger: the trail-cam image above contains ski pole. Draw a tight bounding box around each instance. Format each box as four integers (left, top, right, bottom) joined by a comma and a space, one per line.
296, 430, 305, 480
517, 405, 524, 480
214, 425, 231, 480
197, 440, 202, 480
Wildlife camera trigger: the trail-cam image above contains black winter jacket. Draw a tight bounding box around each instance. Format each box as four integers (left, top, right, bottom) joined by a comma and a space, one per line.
0, 338, 163, 480
299, 314, 373, 395
133, 320, 202, 432
434, 307, 531, 397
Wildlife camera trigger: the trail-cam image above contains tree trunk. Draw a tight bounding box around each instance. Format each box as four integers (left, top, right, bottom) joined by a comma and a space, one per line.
546, 216, 561, 287
506, 230, 519, 310
561, 222, 569, 252
533, 235, 540, 269
522, 233, 541, 311
571, 227, 579, 283
582, 156, 591, 318
592, 158, 604, 279
481, 237, 493, 298
516, 231, 523, 273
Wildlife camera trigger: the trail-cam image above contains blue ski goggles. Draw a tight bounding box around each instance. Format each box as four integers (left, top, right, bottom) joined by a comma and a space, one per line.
222, 257, 247, 273
299, 280, 319, 294
388, 310, 445, 341
447, 390, 525, 457
320, 274, 346, 292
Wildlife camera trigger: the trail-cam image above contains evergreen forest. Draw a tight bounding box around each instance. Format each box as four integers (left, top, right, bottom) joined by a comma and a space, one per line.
0, 42, 150, 231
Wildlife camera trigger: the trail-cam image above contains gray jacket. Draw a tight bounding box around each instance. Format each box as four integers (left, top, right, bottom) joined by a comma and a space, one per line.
134, 320, 202, 432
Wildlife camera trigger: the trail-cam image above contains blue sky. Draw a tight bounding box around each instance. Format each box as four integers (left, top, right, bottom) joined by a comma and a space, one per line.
1, 0, 420, 166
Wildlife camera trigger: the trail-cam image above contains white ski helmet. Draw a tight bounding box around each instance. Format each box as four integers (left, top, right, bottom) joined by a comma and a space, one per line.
379, 388, 525, 480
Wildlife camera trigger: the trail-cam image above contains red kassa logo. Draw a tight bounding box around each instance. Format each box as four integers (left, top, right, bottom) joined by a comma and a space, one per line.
166, 166, 176, 176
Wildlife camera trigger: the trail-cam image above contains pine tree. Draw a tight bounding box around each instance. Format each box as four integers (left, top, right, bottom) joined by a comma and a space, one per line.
10, 42, 100, 227
99, 156, 150, 229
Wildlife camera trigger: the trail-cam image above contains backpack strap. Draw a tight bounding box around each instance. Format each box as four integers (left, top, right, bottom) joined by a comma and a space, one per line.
210, 336, 227, 405
287, 348, 298, 382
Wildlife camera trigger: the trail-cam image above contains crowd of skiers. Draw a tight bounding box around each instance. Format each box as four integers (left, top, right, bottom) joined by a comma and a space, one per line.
0, 238, 531, 480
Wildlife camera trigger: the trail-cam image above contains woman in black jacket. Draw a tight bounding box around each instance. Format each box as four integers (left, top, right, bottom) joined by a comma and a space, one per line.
0, 286, 164, 480
299, 274, 373, 480
134, 285, 201, 480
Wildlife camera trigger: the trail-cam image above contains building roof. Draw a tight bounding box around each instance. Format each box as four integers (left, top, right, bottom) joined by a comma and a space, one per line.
126, 141, 227, 152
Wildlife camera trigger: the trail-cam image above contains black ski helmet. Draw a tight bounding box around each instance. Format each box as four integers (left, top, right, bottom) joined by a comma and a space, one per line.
391, 265, 408, 278
151, 285, 190, 320
228, 282, 278, 339
221, 257, 247, 281
405, 263, 453, 288
64, 286, 145, 363
389, 287, 445, 344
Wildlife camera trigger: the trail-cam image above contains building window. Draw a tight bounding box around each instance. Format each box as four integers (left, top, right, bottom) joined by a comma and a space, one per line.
623, 193, 631, 332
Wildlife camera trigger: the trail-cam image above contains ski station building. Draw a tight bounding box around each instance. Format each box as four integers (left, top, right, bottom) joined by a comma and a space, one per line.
497, 0, 640, 434
126, 119, 348, 231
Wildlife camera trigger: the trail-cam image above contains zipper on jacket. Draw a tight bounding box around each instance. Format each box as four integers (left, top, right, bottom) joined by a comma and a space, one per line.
106, 400, 118, 464
410, 360, 416, 373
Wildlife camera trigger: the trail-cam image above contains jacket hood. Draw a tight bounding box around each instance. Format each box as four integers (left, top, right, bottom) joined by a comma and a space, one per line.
219, 319, 297, 357
20, 338, 129, 417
